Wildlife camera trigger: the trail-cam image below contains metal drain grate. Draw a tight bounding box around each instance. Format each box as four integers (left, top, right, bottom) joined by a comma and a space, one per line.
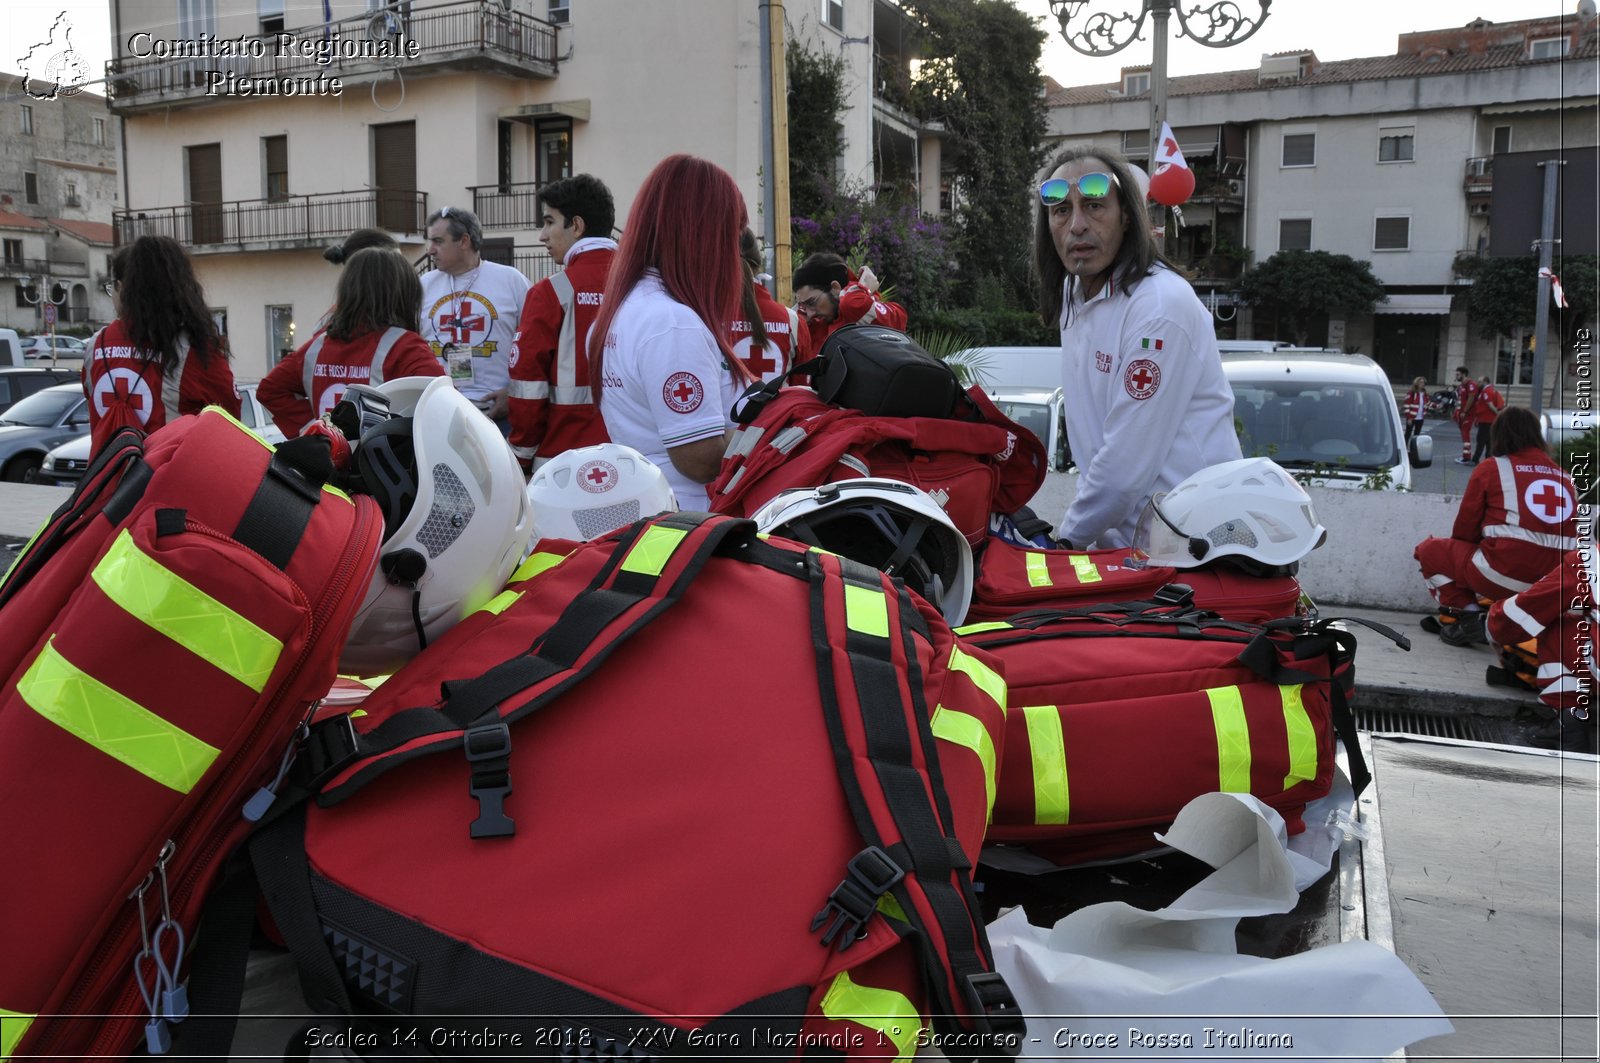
1356, 707, 1510, 744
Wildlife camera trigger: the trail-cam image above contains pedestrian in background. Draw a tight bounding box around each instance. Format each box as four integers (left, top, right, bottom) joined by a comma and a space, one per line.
1403, 375, 1428, 445
322, 227, 399, 266
83, 234, 239, 457
1451, 365, 1480, 464
1471, 373, 1505, 463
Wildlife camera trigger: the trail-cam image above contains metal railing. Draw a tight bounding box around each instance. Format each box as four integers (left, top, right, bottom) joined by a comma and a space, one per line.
107, 0, 558, 109
512, 245, 556, 285
1464, 156, 1493, 194
471, 181, 547, 230
113, 189, 429, 247
0, 258, 55, 277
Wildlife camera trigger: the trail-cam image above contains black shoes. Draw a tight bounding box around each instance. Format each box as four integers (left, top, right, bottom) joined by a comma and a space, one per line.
1439, 611, 1487, 647
1420, 614, 1442, 634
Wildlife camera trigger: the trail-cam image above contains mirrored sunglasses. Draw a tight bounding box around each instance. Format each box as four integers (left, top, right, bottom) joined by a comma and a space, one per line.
1039, 172, 1118, 205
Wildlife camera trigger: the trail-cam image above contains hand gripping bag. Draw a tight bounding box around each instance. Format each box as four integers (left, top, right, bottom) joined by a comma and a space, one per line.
0, 411, 383, 1061
250, 512, 1024, 1060
956, 594, 1367, 868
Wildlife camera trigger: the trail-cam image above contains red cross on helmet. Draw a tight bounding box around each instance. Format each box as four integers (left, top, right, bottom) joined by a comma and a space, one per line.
525, 443, 679, 542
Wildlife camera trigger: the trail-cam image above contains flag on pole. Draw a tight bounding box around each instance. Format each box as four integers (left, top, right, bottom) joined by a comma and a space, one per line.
1154, 122, 1188, 170
1539, 266, 1568, 308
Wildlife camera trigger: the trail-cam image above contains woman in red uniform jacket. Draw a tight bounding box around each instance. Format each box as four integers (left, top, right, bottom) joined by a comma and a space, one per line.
258, 247, 444, 438
83, 235, 240, 456
1488, 549, 1597, 752
1415, 406, 1580, 645
729, 228, 804, 384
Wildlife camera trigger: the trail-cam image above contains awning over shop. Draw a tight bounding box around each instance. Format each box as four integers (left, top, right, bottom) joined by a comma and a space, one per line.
1374, 294, 1454, 315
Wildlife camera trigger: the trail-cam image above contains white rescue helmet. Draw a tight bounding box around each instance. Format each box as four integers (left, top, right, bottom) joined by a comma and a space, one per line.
338, 376, 534, 676
1132, 457, 1327, 572
752, 478, 973, 625
527, 443, 678, 541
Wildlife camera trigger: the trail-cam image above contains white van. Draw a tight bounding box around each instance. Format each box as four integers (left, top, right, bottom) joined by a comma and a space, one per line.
0, 328, 23, 367
954, 345, 1060, 392
1222, 350, 1430, 490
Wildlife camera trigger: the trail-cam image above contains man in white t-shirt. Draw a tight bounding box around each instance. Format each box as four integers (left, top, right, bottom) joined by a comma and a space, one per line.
598, 272, 741, 510
419, 205, 531, 430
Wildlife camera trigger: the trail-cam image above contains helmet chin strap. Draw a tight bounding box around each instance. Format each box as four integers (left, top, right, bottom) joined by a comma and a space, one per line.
381, 548, 430, 653
881, 515, 929, 579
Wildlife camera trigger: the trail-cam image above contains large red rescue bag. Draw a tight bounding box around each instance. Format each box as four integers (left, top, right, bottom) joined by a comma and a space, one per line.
956, 593, 1365, 867
250, 512, 1024, 1060
967, 538, 1304, 625
0, 411, 383, 1060
709, 386, 1047, 546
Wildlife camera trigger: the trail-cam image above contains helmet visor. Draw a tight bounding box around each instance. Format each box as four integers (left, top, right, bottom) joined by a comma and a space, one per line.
1132, 492, 1208, 565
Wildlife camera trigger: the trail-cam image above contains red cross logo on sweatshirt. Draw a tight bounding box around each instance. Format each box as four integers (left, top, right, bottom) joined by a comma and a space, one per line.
1123, 358, 1161, 400
1524, 478, 1573, 525
91, 367, 154, 422
662, 372, 705, 413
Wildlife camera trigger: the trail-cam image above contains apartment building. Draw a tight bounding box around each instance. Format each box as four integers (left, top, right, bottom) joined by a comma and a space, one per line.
1043, 13, 1598, 388
0, 74, 121, 334
105, 0, 939, 377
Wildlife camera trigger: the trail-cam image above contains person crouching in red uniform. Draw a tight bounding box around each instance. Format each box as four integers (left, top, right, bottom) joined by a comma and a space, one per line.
791, 251, 908, 356
257, 248, 443, 439
1415, 406, 1579, 646
1488, 549, 1598, 752
730, 228, 805, 385
83, 235, 240, 457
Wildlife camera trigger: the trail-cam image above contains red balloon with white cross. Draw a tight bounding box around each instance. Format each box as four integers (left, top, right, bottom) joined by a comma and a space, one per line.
1147, 121, 1195, 208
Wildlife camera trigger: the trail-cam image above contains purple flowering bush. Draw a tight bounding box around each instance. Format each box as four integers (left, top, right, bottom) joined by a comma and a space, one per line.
792, 185, 953, 314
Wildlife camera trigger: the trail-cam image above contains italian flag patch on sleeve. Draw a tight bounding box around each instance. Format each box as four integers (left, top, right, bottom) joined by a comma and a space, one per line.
1140, 337, 1164, 351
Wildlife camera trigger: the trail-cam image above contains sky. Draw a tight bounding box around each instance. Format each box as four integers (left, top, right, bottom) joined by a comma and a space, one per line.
2, 0, 1579, 94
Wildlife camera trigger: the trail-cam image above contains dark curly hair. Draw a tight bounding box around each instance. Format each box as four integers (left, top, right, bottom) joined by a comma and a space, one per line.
111, 235, 226, 370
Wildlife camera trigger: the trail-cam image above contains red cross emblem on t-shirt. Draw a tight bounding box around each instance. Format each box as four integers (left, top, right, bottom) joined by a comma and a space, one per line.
742, 343, 778, 379
1123, 358, 1161, 400
1524, 478, 1573, 524
440, 300, 485, 345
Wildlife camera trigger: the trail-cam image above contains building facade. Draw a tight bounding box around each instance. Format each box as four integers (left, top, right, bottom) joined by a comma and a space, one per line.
1043, 14, 1598, 393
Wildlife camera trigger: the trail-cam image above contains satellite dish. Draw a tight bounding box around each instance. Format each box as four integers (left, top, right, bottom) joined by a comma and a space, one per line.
1580, 0, 1598, 26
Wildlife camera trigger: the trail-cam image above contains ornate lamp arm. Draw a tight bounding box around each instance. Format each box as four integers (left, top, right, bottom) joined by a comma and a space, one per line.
1172, 0, 1273, 48
1050, 1, 1150, 58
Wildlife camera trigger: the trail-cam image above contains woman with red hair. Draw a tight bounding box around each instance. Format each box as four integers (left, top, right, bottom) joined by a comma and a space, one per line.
589, 155, 755, 510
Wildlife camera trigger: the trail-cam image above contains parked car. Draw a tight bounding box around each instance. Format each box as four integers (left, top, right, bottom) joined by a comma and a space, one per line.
35, 380, 284, 488
0, 366, 80, 417
985, 386, 1070, 472
19, 335, 88, 360
0, 384, 90, 482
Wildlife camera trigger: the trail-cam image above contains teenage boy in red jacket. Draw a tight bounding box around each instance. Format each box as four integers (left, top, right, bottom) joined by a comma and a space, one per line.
791, 252, 908, 354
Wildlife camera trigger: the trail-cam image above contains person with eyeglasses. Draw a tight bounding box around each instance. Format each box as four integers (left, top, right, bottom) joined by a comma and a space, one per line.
790, 251, 906, 352
1034, 147, 1239, 550
419, 205, 530, 433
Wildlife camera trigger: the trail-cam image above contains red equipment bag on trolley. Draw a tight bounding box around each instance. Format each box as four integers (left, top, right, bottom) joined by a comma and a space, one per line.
956, 590, 1367, 868
249, 511, 1024, 1060
0, 411, 383, 1060
709, 385, 1047, 546
967, 538, 1303, 625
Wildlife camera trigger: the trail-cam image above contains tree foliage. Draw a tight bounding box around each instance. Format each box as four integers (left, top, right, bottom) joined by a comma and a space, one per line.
1239, 250, 1389, 346
785, 42, 848, 224
903, 0, 1047, 307
792, 185, 955, 314
1467, 254, 1598, 350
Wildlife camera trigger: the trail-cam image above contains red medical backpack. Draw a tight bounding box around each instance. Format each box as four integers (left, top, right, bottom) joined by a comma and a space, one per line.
250, 512, 1023, 1060
0, 411, 383, 1060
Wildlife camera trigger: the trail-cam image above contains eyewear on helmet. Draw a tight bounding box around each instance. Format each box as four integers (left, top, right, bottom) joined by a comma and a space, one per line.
1039, 172, 1118, 206
1135, 493, 1211, 563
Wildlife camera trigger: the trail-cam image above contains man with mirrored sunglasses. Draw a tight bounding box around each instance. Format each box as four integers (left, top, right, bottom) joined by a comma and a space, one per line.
1033, 147, 1240, 549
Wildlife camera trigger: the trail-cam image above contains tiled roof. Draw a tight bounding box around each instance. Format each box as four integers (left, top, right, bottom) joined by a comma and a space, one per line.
0, 209, 49, 232
51, 217, 114, 245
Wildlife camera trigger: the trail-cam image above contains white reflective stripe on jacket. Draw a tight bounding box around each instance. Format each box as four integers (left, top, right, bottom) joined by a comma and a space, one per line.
301, 326, 408, 398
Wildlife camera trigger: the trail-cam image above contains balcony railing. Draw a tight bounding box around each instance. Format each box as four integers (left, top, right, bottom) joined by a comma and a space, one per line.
0, 258, 56, 278
1464, 156, 1493, 197
471, 181, 547, 230
113, 189, 429, 248
512, 245, 556, 285
107, 0, 557, 111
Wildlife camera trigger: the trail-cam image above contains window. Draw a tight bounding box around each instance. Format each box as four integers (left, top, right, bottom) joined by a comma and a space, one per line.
267, 306, 295, 366
823, 0, 844, 32
65, 180, 80, 207
1529, 36, 1570, 59
21, 106, 33, 135
2, 240, 20, 265
1281, 132, 1316, 167
1492, 125, 1511, 155
264, 135, 289, 201
1121, 128, 1149, 165
258, 0, 284, 34
1278, 218, 1312, 252
546, 0, 568, 24
1373, 215, 1410, 251
24, 172, 38, 204
496, 120, 513, 194
93, 116, 106, 145
1378, 127, 1414, 163
1123, 72, 1150, 95
535, 118, 571, 185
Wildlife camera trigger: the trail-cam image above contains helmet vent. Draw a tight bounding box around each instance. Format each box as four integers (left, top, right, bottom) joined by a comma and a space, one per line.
574, 499, 643, 540
1249, 509, 1299, 544
416, 463, 475, 558
1206, 519, 1258, 550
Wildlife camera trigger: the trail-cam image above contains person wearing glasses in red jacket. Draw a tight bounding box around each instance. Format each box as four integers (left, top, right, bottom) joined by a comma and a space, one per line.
791, 251, 907, 355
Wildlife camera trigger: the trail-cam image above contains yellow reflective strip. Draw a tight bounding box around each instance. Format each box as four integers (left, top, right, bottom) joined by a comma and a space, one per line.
1021, 705, 1069, 824
618, 525, 687, 577
19, 639, 220, 794
954, 620, 1011, 635
1025, 550, 1052, 587
820, 970, 922, 1061
876, 892, 908, 924
1, 523, 46, 589
932, 706, 996, 820
844, 583, 889, 638
508, 550, 568, 584
1280, 684, 1317, 788
1, 1007, 34, 1060
92, 529, 283, 693
473, 589, 522, 616
1207, 685, 1252, 792
1068, 553, 1103, 584
208, 406, 274, 451
947, 646, 1006, 715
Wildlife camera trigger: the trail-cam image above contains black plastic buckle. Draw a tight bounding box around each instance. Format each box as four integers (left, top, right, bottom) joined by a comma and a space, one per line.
1153, 582, 1195, 608
299, 713, 360, 789
810, 846, 904, 951
961, 971, 1026, 1053
464, 721, 515, 839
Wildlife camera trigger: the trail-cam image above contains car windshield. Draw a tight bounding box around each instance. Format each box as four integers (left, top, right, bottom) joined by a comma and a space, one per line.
993, 400, 1051, 447
0, 388, 81, 427
1230, 382, 1401, 473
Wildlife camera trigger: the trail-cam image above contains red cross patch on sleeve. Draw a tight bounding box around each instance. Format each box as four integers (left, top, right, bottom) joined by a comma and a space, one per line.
1124, 358, 1161, 400
662, 372, 705, 413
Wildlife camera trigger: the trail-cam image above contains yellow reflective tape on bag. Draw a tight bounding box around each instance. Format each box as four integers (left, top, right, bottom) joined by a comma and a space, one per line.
1, 1008, 34, 1061
1020, 704, 1069, 824
844, 583, 889, 638
472, 589, 521, 616
1206, 685, 1252, 793
947, 646, 1006, 714
618, 525, 687, 577
1068, 553, 1103, 584
820, 970, 923, 1061
19, 639, 220, 794
876, 892, 908, 924
508, 550, 568, 585
953, 620, 1012, 635
931, 706, 996, 819
1280, 684, 1318, 788
91, 529, 283, 693
1025, 551, 1052, 588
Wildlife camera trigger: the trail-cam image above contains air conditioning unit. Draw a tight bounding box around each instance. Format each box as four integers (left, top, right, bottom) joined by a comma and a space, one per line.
1225, 179, 1245, 196
1469, 202, 1491, 217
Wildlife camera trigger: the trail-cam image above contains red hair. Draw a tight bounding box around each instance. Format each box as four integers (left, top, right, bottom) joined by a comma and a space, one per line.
589, 155, 753, 386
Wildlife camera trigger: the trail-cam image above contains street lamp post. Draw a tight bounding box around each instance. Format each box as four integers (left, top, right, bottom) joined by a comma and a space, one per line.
19, 274, 70, 364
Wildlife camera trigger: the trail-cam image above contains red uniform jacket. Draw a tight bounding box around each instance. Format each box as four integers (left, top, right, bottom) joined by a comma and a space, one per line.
1454, 377, 1480, 424
730, 283, 802, 384
802, 271, 909, 354
82, 318, 239, 455
508, 246, 614, 471
1452, 447, 1580, 591
257, 326, 442, 437
1474, 383, 1505, 426
1403, 390, 1426, 424
1488, 550, 1595, 712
